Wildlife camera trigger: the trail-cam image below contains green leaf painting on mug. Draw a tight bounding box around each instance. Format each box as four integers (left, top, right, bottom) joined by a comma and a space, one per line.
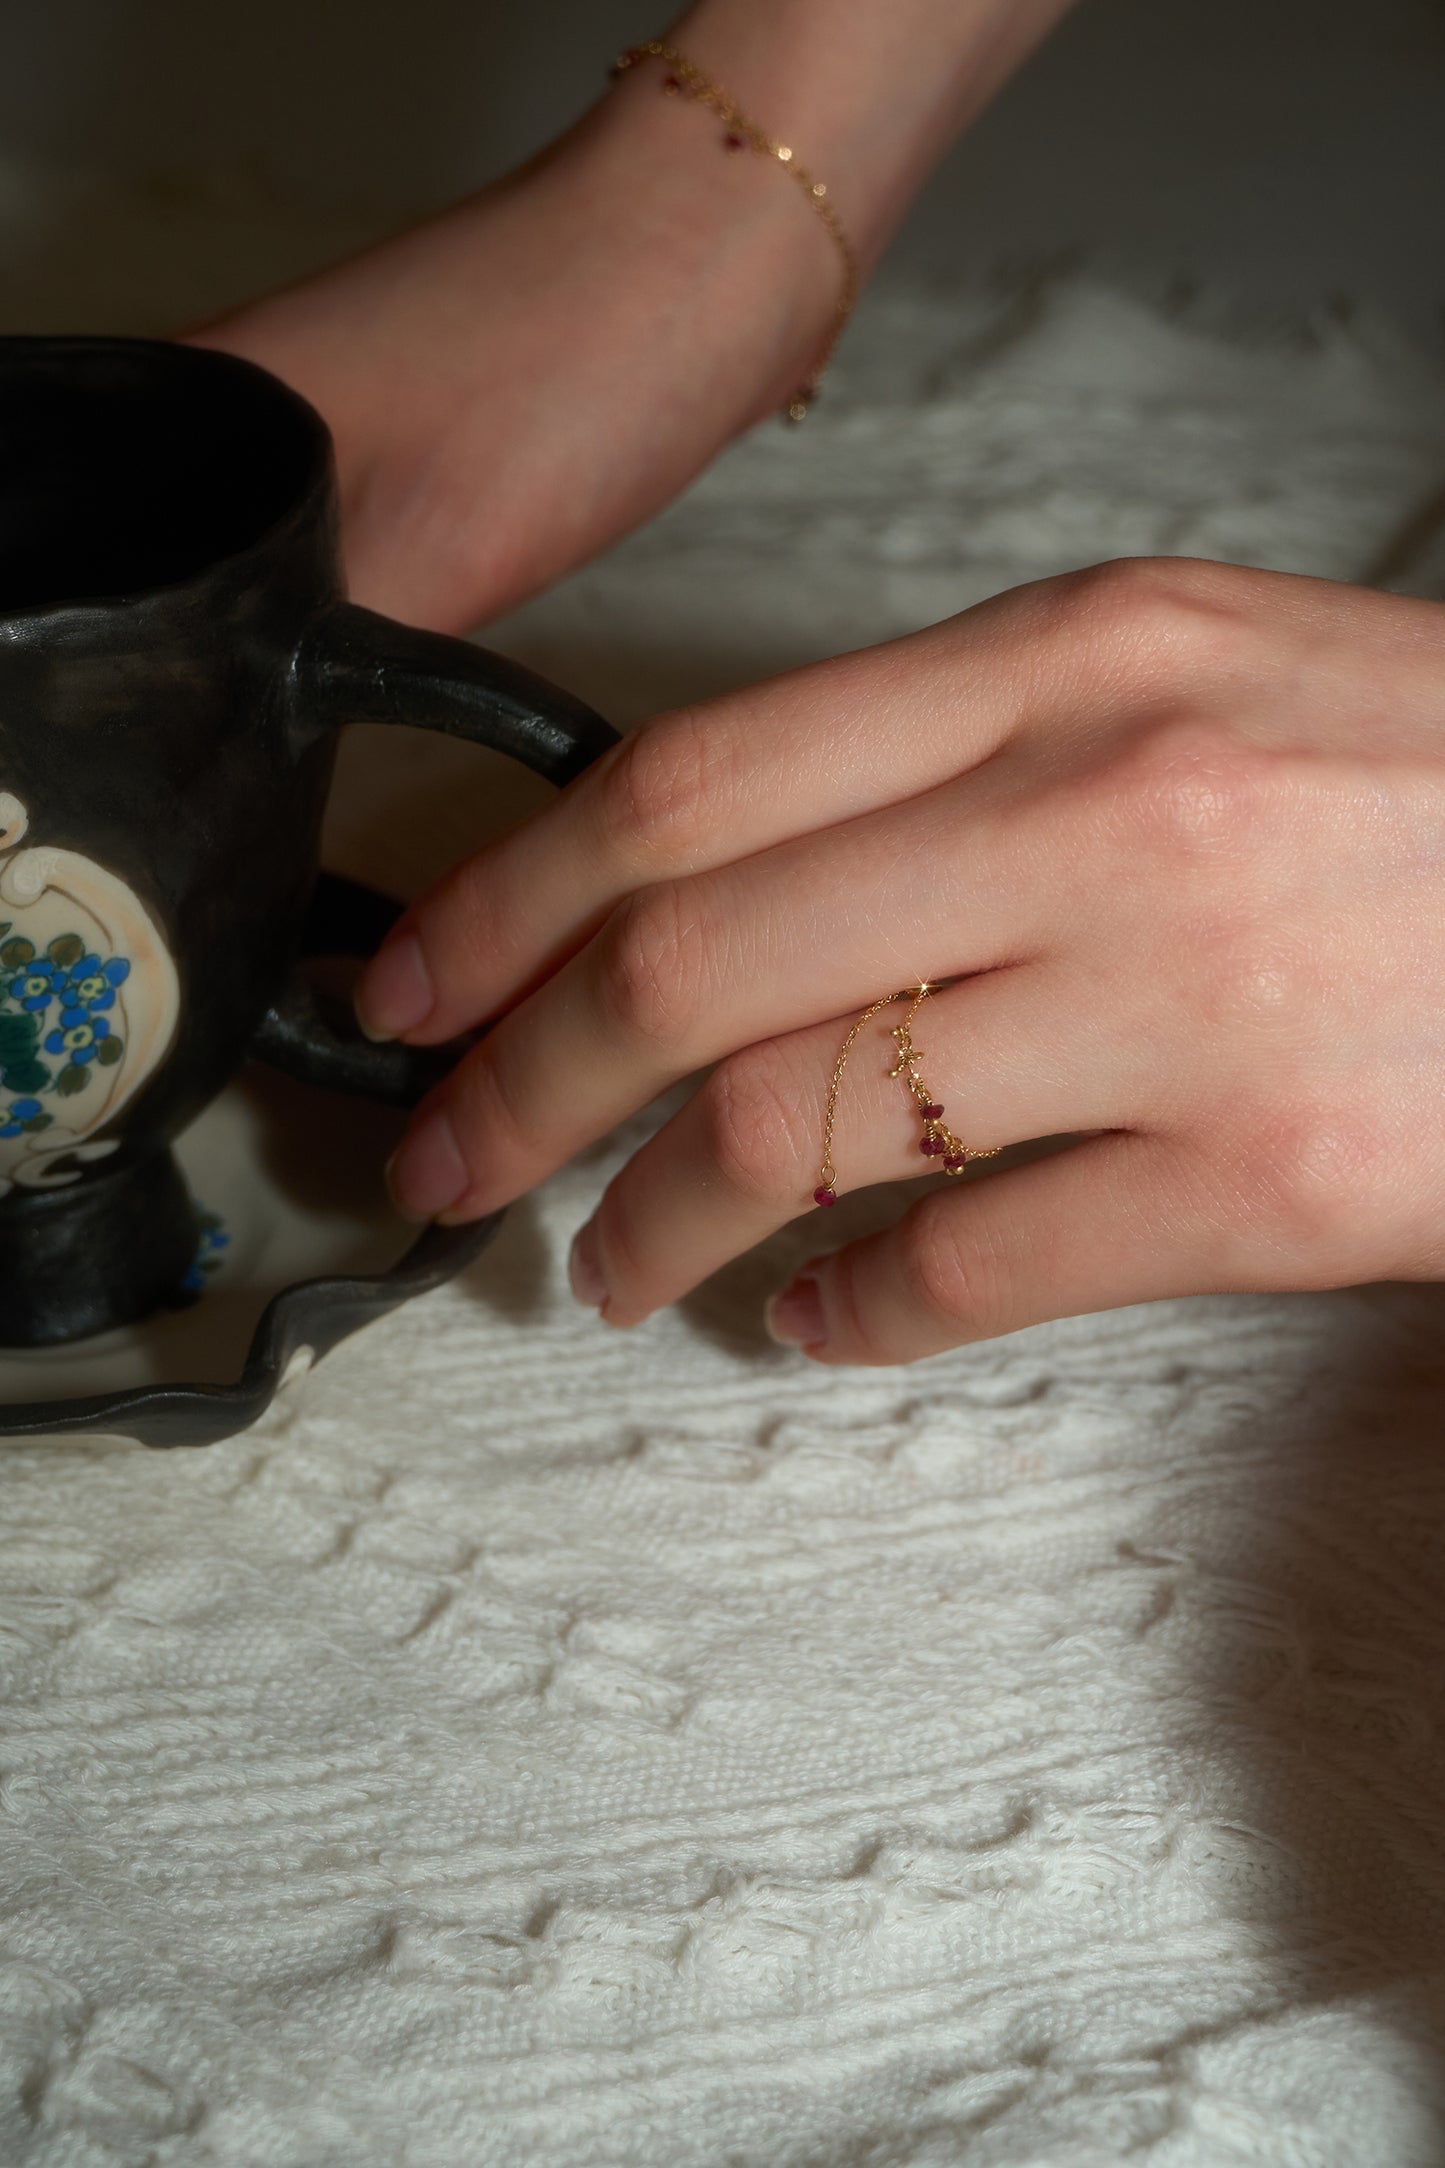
2, 1060, 52, 1094
0, 926, 131, 1135
0, 1012, 37, 1063
0, 1010, 51, 1096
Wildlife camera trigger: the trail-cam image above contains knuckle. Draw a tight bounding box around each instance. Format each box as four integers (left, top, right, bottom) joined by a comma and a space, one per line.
823, 1241, 902, 1367
595, 707, 729, 872
447, 1043, 540, 1170
1197, 922, 1309, 1030
597, 883, 707, 1049
1060, 553, 1240, 636
900, 1199, 997, 1341
590, 1177, 649, 1296
1050, 556, 1256, 688
1236, 1101, 1392, 1273
1111, 719, 1274, 855
427, 854, 512, 976
701, 1043, 812, 1205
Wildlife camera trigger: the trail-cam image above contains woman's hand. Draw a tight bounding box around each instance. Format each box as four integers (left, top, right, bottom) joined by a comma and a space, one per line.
354, 558, 1445, 1365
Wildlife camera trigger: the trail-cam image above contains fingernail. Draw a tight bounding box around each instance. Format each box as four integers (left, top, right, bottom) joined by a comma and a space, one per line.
765, 1272, 826, 1350
356, 933, 433, 1043
386, 1107, 469, 1222
568, 1220, 608, 1310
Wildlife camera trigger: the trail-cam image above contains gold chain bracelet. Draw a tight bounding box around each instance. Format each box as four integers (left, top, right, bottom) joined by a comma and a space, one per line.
610, 40, 858, 423
814, 983, 1000, 1208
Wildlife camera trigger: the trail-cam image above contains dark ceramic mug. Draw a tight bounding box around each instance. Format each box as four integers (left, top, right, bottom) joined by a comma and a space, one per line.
0, 335, 615, 1346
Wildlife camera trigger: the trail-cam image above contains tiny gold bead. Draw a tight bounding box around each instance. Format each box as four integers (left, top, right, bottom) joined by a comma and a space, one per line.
622, 48, 853, 555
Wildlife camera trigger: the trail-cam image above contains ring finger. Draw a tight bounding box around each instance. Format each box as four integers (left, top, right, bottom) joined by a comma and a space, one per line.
568, 961, 1150, 1327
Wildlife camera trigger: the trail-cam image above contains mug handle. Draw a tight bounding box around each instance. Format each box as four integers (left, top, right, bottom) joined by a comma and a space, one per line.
249, 601, 618, 1106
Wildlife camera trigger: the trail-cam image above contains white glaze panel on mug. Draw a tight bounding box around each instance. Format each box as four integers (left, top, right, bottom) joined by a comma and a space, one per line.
0, 792, 179, 1193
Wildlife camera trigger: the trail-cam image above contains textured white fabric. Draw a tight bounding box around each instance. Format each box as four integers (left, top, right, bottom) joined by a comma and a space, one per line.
6, 281, 1445, 2167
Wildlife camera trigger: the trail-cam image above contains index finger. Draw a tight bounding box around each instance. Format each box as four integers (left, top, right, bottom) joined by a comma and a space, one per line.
353, 559, 1204, 1047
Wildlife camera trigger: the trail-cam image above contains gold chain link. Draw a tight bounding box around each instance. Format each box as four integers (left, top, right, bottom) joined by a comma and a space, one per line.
816, 992, 902, 1195
814, 984, 1000, 1208
611, 40, 859, 423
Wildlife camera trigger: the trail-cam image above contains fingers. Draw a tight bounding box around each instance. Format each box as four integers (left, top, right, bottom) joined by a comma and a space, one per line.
354, 628, 984, 1046
355, 634, 974, 1045
764, 1132, 1225, 1364
568, 962, 1133, 1327
354, 561, 1208, 1047
383, 773, 1063, 1223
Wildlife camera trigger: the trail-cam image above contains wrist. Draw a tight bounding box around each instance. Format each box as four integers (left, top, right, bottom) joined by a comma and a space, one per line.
556, 59, 845, 424
652, 0, 1080, 266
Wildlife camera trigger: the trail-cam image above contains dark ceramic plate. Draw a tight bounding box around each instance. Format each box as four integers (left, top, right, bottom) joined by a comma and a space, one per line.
0, 877, 498, 1447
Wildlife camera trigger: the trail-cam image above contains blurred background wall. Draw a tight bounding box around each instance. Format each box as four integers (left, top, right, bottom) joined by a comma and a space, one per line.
0, 0, 1442, 338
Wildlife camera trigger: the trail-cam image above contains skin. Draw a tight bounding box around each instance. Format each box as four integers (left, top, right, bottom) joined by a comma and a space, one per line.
194, 1, 1445, 1365
354, 558, 1445, 1362
191, 0, 1075, 633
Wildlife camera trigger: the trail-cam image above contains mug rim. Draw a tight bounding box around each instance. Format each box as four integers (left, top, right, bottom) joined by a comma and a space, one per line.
0, 332, 334, 624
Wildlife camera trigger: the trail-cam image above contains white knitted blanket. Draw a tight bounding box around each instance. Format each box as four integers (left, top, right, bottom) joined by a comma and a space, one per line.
7, 280, 1445, 2167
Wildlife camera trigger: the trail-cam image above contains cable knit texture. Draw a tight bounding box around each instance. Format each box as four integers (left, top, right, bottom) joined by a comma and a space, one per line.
5, 278, 1445, 2166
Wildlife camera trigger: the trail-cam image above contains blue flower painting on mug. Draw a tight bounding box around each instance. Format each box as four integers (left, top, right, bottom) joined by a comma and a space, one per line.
0, 930, 129, 1134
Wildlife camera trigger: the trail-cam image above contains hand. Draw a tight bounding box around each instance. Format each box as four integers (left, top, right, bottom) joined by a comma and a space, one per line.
189, 75, 838, 633
355, 557, 1445, 1365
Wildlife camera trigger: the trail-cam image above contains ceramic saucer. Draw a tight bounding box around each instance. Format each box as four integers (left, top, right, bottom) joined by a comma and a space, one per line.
0, 878, 499, 1447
